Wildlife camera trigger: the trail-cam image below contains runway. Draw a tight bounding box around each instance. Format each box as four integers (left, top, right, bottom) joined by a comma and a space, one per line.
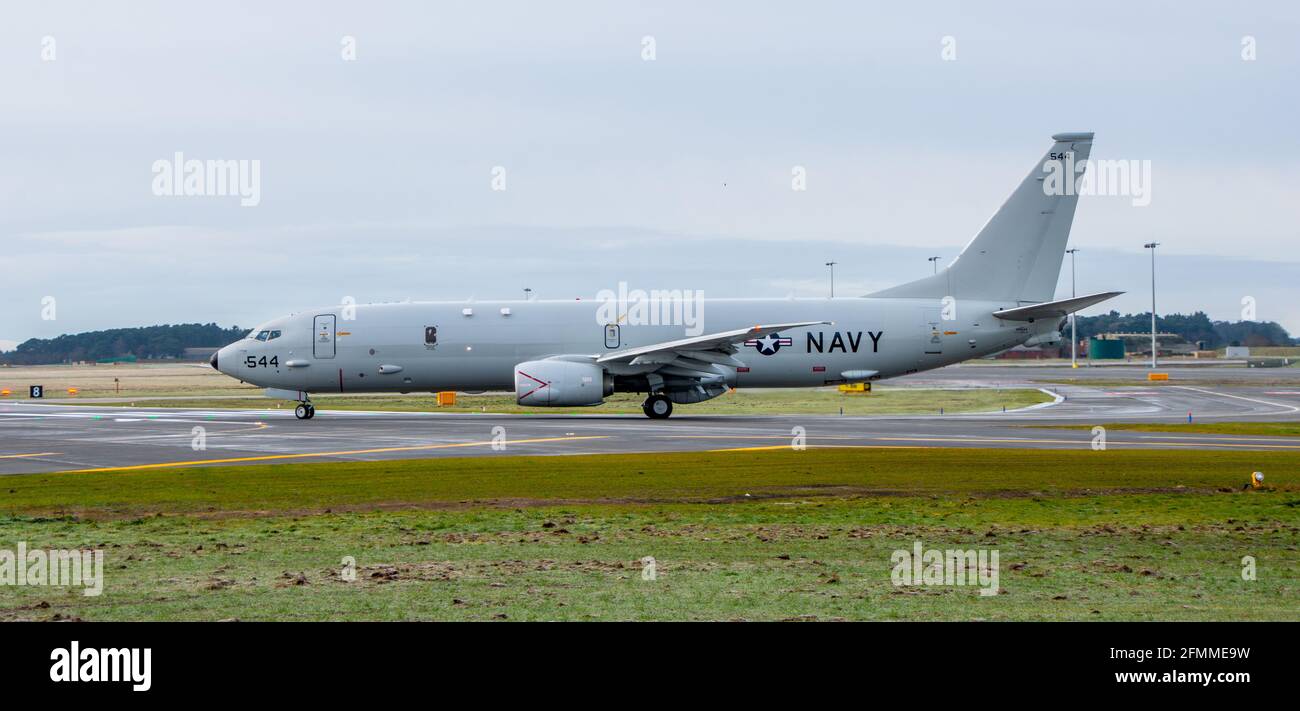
2, 365, 1298, 474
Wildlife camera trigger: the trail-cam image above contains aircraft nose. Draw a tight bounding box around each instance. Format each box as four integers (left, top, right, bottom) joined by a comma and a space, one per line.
209, 350, 219, 371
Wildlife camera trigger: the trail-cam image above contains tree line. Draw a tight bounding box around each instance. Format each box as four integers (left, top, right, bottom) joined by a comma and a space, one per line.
0, 324, 246, 365
1072, 311, 1294, 349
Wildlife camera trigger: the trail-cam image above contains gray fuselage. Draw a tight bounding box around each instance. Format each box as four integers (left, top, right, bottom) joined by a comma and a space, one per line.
213, 297, 1044, 395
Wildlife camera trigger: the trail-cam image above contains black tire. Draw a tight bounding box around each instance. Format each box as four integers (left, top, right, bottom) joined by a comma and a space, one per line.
295, 404, 310, 420
643, 394, 673, 419
305, 404, 316, 419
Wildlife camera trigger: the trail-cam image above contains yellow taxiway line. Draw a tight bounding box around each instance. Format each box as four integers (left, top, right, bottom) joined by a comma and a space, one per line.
59, 436, 608, 474
873, 436, 1300, 449
708, 444, 927, 452
0, 452, 62, 459
670, 433, 1300, 450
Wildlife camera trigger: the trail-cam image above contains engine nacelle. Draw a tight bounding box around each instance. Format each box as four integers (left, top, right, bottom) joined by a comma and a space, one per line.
514, 360, 612, 406
1023, 331, 1062, 348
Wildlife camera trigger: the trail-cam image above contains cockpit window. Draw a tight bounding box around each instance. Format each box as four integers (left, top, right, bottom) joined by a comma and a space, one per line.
268, 330, 282, 340
256, 330, 271, 341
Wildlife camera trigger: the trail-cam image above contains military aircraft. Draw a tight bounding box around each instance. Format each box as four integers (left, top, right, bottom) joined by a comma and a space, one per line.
212, 132, 1120, 419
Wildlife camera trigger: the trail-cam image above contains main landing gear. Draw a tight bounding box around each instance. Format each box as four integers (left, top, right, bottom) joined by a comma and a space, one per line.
294, 401, 316, 420
642, 394, 673, 419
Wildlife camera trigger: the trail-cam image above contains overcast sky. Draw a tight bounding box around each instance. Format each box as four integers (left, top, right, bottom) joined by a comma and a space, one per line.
2, 1, 1297, 349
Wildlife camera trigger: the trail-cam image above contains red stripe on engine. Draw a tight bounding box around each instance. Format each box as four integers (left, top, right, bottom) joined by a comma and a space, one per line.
517, 370, 549, 400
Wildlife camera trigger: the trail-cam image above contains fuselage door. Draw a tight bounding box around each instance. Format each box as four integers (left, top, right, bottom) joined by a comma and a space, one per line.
920, 308, 945, 363
604, 324, 620, 349
314, 314, 336, 359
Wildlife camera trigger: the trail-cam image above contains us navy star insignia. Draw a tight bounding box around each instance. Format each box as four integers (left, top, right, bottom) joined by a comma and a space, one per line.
744, 333, 792, 355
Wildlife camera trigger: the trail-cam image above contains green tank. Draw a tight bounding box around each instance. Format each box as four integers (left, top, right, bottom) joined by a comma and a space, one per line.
1088, 338, 1125, 360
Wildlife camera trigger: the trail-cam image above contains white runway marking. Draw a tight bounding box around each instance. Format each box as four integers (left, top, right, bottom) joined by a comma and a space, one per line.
1173, 386, 1300, 415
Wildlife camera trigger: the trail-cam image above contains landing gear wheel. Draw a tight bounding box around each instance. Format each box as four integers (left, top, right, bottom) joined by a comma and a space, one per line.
305, 403, 315, 419
295, 403, 314, 420
643, 394, 673, 419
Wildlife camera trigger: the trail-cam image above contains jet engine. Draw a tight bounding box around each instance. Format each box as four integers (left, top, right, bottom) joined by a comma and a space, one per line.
1023, 331, 1062, 348
514, 360, 613, 406
1022, 317, 1066, 348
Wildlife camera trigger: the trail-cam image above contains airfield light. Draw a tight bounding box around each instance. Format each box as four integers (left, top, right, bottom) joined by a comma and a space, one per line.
1251, 471, 1264, 489
1066, 248, 1079, 368
1143, 242, 1159, 368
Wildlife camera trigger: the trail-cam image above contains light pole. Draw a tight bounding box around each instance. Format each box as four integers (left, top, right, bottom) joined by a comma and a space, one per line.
1143, 242, 1159, 368
825, 261, 837, 298
1066, 248, 1079, 368
928, 256, 941, 274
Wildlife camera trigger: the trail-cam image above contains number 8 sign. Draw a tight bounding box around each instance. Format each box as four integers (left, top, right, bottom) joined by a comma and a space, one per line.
30, 385, 43, 399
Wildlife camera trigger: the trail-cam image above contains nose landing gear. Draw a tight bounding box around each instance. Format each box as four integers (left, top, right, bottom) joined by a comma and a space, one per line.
294, 402, 316, 420
642, 394, 673, 419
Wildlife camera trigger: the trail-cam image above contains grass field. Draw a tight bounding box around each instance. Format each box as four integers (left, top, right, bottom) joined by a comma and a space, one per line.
1032, 422, 1300, 437
1, 448, 1295, 621
0, 363, 257, 399
1241, 347, 1300, 358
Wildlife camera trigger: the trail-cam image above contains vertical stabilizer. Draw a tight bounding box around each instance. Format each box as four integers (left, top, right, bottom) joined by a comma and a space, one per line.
871, 132, 1094, 303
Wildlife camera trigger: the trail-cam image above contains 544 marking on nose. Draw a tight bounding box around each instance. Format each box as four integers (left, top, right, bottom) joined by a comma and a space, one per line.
245, 355, 279, 368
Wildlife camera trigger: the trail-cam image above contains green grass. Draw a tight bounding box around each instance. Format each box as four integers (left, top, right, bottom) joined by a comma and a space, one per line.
6, 448, 1296, 515
2, 449, 1296, 621
1032, 422, 1300, 437
49, 387, 1053, 416
1240, 347, 1300, 357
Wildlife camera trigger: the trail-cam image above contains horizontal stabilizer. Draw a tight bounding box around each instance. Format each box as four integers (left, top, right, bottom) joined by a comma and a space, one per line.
992, 291, 1123, 321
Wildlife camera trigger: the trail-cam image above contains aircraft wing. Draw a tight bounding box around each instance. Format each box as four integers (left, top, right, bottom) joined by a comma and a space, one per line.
992, 291, 1123, 322
596, 321, 829, 367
